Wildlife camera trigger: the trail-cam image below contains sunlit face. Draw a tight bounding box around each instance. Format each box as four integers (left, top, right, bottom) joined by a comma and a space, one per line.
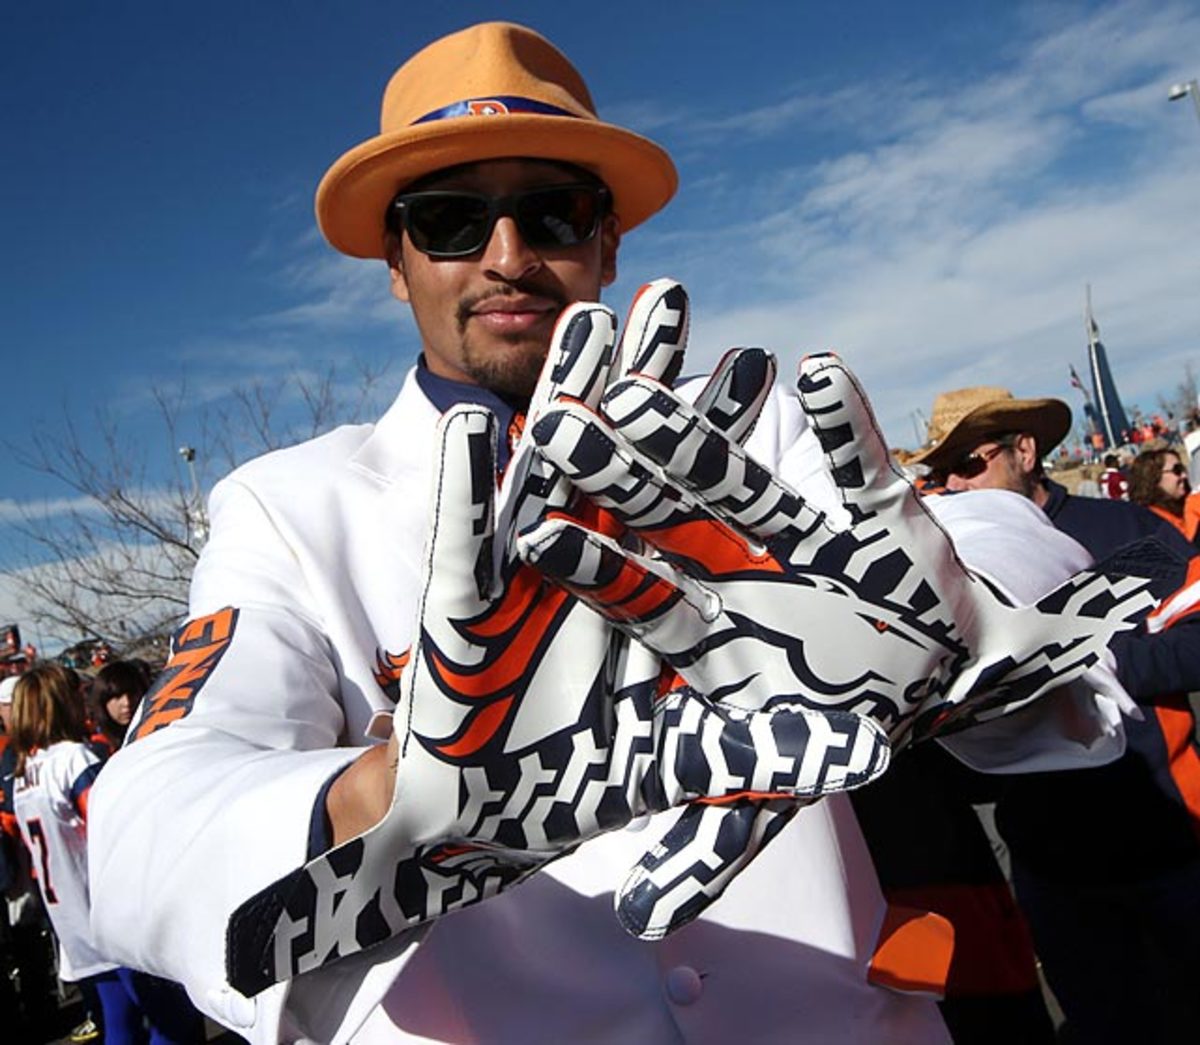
942, 433, 1038, 498
388, 159, 619, 399
1158, 452, 1189, 502
105, 692, 135, 727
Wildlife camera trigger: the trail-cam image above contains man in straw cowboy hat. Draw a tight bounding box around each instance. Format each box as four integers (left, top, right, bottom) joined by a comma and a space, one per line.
89, 23, 1153, 1043
912, 384, 1200, 1043
909, 386, 1072, 501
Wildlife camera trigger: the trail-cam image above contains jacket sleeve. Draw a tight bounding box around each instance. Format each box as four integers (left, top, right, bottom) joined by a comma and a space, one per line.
1111, 608, 1200, 700
87, 476, 363, 1028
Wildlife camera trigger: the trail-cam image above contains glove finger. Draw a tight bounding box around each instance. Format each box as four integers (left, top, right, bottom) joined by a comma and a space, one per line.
530, 403, 787, 578
414, 405, 503, 659
614, 279, 689, 386
655, 689, 890, 806
504, 303, 618, 542
795, 353, 908, 514
690, 346, 777, 444
908, 565, 1156, 742
600, 377, 821, 546
616, 800, 798, 939
529, 302, 618, 418
530, 401, 699, 532
518, 515, 719, 640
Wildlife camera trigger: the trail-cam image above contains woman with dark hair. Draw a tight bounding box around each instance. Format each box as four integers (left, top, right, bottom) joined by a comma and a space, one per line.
89, 660, 154, 755
4, 663, 203, 1043
1128, 448, 1200, 543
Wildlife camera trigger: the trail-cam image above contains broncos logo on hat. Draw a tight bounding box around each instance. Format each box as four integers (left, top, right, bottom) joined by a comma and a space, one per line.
467, 99, 510, 116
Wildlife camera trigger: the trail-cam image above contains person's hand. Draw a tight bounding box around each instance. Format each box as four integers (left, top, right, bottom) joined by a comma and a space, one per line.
519, 351, 1156, 938
226, 284, 889, 995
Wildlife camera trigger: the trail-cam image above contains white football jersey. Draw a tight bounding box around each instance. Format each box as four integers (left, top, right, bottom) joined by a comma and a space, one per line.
11, 740, 114, 981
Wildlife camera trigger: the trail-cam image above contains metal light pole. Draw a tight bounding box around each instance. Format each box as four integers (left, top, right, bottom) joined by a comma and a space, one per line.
1169, 79, 1200, 126
178, 445, 209, 546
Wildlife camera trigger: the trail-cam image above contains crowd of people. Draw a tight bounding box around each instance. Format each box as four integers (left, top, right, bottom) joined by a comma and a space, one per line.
3, 20, 1200, 1045
0, 659, 206, 1042
901, 385, 1200, 1042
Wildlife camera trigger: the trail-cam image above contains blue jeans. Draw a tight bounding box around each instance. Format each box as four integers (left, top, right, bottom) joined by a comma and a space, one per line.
87, 968, 205, 1045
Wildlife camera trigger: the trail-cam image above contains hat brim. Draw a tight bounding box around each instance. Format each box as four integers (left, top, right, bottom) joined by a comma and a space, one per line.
316, 115, 678, 259
910, 399, 1072, 472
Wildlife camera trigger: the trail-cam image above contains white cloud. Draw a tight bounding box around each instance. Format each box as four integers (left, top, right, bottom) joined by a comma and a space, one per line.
0, 540, 191, 655
0, 495, 104, 524
612, 0, 1200, 446
255, 251, 403, 330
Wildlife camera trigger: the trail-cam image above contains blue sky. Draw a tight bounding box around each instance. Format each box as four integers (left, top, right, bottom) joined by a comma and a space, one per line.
3, 0, 1200, 640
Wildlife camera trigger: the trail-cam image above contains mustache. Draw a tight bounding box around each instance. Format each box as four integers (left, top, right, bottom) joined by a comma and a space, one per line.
456, 282, 569, 331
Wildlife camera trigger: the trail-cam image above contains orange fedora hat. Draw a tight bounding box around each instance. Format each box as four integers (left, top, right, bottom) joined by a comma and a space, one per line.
316, 22, 679, 259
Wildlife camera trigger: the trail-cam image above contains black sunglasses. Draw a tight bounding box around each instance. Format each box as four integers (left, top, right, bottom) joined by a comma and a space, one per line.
1163, 463, 1187, 477
386, 183, 610, 259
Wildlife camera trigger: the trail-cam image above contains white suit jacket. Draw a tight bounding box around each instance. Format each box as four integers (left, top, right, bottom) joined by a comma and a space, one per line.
88, 368, 1123, 1044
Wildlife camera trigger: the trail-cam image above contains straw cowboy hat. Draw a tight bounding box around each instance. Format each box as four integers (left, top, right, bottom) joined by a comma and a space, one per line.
316, 22, 678, 258
909, 386, 1072, 471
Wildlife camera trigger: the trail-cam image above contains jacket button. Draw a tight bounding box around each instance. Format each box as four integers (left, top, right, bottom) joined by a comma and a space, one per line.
665, 966, 703, 1006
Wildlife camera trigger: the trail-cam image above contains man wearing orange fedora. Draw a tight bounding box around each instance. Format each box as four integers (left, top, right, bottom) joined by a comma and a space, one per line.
87, 25, 940, 1043
914, 385, 1200, 1043
88, 24, 1154, 1044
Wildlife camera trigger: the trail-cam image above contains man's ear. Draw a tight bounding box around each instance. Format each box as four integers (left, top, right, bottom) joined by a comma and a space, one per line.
600, 215, 620, 288
386, 232, 410, 303
389, 257, 410, 303
1016, 432, 1040, 473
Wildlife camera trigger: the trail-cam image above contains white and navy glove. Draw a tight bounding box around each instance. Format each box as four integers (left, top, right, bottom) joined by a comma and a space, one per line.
519, 350, 1156, 938
225, 284, 889, 995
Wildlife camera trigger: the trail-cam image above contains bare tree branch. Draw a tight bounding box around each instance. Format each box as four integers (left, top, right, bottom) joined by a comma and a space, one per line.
8, 363, 392, 651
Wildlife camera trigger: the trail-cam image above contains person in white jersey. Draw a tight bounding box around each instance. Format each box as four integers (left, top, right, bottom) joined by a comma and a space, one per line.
4, 663, 204, 1044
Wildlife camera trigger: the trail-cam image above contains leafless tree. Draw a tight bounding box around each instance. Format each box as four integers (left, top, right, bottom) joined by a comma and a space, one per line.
1157, 362, 1200, 428
9, 362, 391, 651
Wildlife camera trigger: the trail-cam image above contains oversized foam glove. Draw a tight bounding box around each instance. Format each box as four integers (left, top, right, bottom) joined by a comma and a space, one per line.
223, 286, 888, 995
519, 352, 1156, 937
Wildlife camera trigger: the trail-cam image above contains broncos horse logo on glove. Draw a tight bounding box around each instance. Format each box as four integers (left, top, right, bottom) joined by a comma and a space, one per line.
519, 350, 1157, 938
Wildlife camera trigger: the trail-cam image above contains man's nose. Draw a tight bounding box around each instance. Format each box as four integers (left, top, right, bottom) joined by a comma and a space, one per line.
944, 473, 969, 492
480, 216, 542, 282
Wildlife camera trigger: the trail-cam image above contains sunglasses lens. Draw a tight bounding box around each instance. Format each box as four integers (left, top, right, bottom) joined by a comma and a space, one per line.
515, 187, 603, 248
396, 185, 605, 258
950, 455, 987, 480
404, 194, 492, 256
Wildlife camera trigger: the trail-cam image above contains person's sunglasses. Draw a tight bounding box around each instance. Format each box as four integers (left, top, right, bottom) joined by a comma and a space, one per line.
386, 183, 610, 259
941, 438, 1017, 481
1163, 463, 1187, 477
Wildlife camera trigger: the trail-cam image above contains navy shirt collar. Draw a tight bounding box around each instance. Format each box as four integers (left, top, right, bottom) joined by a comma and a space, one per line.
414, 356, 528, 472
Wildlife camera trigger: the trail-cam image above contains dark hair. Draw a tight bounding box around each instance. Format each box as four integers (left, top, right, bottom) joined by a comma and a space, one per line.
1103, 454, 1119, 468
1128, 449, 1184, 514
90, 659, 154, 748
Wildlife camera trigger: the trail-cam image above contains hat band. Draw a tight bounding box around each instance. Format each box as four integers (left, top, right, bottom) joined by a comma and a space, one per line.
412, 96, 581, 125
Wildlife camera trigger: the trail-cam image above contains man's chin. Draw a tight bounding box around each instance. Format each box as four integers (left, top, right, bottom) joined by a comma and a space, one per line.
463, 339, 548, 400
